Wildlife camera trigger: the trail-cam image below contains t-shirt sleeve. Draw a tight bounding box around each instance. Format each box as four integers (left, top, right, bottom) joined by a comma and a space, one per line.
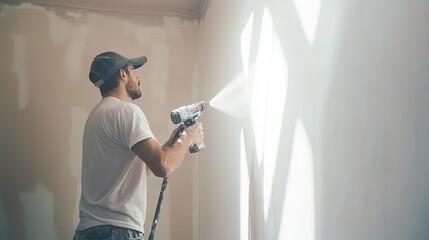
116, 103, 155, 149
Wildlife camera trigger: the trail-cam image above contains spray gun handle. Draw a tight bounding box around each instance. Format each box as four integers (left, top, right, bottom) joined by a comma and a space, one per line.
175, 129, 204, 153
189, 141, 205, 153
173, 125, 185, 143
174, 117, 204, 154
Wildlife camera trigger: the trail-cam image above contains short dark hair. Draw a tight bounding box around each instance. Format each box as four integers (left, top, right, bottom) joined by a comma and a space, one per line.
99, 65, 129, 96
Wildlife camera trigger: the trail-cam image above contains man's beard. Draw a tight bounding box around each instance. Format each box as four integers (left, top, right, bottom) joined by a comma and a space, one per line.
126, 81, 142, 100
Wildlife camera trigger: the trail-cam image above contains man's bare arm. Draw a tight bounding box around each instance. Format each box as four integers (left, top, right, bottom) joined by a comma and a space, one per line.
131, 123, 203, 177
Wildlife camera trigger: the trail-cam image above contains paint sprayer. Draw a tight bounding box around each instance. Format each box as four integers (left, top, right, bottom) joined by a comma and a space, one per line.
148, 100, 209, 240
170, 100, 210, 153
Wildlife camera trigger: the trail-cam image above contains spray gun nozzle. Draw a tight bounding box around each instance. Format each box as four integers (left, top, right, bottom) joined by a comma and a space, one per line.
198, 101, 210, 111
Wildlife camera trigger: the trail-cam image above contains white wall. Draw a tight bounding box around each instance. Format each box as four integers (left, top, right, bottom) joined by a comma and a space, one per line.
0, 3, 199, 240
198, 0, 429, 239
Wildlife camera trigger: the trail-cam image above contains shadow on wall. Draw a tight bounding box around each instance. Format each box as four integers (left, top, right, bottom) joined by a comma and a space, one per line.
0, 6, 93, 239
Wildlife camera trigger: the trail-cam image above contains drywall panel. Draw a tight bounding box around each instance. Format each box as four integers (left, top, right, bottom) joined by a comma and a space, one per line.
198, 0, 429, 239
0, 3, 199, 240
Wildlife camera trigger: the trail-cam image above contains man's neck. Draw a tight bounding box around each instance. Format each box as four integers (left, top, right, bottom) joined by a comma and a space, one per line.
103, 90, 132, 103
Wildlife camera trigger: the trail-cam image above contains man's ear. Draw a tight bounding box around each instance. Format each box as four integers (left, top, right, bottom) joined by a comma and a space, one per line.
119, 68, 127, 79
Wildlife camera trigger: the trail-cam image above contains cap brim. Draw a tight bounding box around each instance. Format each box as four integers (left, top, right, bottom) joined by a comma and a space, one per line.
128, 56, 147, 69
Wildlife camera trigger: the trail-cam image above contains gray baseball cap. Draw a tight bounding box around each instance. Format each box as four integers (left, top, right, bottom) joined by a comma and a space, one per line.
89, 51, 147, 88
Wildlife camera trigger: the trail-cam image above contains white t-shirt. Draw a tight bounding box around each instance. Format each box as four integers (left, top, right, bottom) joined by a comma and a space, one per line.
76, 97, 154, 233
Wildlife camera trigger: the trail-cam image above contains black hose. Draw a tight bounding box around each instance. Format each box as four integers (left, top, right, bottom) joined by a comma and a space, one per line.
148, 177, 169, 240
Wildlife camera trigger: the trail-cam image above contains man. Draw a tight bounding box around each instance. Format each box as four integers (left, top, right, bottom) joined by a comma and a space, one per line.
73, 51, 204, 240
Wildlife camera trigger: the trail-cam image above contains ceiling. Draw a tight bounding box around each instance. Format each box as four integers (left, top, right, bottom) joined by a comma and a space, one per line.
6, 0, 210, 19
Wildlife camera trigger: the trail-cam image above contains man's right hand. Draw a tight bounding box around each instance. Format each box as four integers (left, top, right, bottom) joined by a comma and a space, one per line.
183, 122, 204, 146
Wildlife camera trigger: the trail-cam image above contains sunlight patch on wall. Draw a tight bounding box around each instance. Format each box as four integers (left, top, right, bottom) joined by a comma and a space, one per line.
251, 7, 288, 221
279, 118, 315, 240
252, 7, 271, 166
240, 128, 250, 240
241, 12, 254, 76
12, 34, 29, 110
293, 0, 321, 45
239, 14, 253, 240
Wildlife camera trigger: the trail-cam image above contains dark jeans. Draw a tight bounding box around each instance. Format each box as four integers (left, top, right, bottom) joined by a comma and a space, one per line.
73, 225, 143, 240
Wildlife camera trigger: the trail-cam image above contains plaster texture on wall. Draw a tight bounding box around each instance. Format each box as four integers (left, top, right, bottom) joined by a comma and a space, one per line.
0, 3, 199, 240
198, 0, 429, 240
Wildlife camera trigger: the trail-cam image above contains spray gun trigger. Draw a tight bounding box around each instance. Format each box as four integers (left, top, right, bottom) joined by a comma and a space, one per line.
173, 125, 185, 143
184, 117, 197, 127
